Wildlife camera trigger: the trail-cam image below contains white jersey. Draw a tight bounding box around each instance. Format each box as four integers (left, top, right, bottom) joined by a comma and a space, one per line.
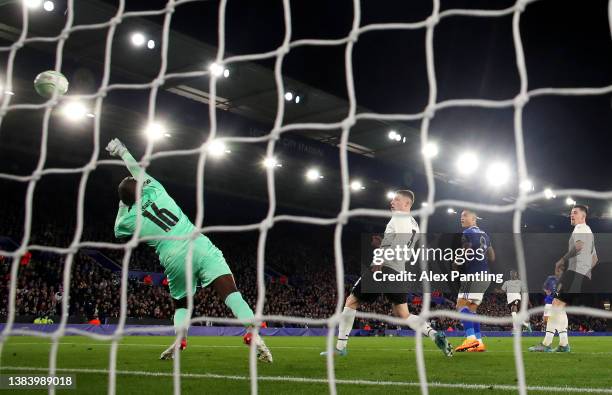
501, 279, 526, 304
568, 223, 596, 279
376, 212, 420, 273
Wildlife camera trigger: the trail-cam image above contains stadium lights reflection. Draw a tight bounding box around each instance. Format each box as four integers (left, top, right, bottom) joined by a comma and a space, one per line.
386, 191, 396, 199
456, 152, 479, 176
144, 122, 168, 141
486, 162, 510, 187
447, 208, 457, 214
422, 142, 439, 158
43, 0, 53, 11
565, 197, 576, 206
284, 91, 302, 104
305, 168, 323, 181
207, 140, 230, 157
61, 101, 89, 122
350, 180, 365, 191
147, 39, 155, 50
208, 63, 230, 78
130, 32, 146, 47
519, 179, 534, 192
262, 157, 282, 169
544, 188, 556, 199
388, 130, 402, 142
421, 202, 429, 207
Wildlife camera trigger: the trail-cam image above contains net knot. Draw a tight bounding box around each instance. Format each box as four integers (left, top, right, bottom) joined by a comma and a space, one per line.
83, 163, 96, 173
260, 217, 274, 231
513, 93, 529, 108
165, 1, 177, 13
110, 15, 123, 26
426, 14, 440, 27
341, 117, 355, 130
31, 170, 42, 181
424, 105, 436, 120
348, 30, 360, 43
515, 0, 529, 13
337, 211, 349, 225
153, 77, 166, 88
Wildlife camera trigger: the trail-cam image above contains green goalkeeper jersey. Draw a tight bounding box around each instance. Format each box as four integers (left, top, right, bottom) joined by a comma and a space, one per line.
113, 152, 205, 267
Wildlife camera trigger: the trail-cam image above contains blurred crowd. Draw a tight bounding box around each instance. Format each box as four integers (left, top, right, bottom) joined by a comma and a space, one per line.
0, 201, 608, 332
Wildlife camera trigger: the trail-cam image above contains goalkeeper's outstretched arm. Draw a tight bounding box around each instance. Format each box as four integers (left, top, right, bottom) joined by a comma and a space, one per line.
105, 138, 148, 179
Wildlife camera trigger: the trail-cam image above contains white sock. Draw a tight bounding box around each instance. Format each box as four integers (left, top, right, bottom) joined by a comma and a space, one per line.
543, 309, 562, 346
336, 307, 356, 350
558, 311, 569, 347
406, 314, 436, 340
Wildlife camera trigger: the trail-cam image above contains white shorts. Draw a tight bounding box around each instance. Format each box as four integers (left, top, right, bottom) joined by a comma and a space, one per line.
457, 292, 485, 305
507, 293, 521, 305
543, 304, 553, 317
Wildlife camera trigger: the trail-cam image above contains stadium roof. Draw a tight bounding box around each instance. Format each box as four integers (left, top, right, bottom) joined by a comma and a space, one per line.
1, 0, 611, 221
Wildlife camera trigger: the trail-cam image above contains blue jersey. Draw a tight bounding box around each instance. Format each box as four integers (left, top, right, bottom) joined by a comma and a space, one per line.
461, 226, 491, 273
543, 275, 558, 304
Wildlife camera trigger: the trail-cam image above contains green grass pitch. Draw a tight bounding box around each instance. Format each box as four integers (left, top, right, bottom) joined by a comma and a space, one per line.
1, 336, 612, 394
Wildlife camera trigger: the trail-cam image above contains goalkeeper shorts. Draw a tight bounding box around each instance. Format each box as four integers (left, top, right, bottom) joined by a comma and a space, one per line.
163, 237, 233, 300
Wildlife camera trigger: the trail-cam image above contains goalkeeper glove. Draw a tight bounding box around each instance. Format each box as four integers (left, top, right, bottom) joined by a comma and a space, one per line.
105, 138, 127, 157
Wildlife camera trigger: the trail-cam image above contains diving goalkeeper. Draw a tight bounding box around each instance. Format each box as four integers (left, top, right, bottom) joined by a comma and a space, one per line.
105, 138, 272, 362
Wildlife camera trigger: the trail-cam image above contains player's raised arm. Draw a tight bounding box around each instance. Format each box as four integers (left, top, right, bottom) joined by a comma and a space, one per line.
105, 138, 147, 179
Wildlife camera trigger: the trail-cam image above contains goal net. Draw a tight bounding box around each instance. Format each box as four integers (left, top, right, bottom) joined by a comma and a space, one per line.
1, 0, 612, 394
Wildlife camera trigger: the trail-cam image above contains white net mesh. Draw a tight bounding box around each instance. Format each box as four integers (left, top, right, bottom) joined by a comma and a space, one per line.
1, 0, 612, 394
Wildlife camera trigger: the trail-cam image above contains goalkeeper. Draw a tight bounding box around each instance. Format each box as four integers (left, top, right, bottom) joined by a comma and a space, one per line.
105, 138, 272, 363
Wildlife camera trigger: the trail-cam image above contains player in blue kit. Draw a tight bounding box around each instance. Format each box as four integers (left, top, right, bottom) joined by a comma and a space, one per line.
542, 269, 561, 324
454, 210, 495, 353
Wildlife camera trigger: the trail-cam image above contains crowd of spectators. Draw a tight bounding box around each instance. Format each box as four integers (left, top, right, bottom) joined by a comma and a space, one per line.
0, 193, 608, 332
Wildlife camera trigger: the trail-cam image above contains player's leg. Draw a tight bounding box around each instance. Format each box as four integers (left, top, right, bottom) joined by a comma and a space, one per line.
321, 277, 369, 356
509, 299, 530, 331
551, 298, 570, 352
465, 299, 487, 352
530, 272, 573, 352
201, 243, 273, 363
159, 262, 197, 360
393, 301, 453, 357
455, 295, 479, 352
519, 299, 532, 332
336, 293, 360, 355
543, 294, 553, 324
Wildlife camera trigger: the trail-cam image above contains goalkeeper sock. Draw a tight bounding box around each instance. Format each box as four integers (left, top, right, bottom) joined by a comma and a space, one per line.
558, 311, 569, 347
225, 291, 255, 325
460, 307, 475, 340
336, 307, 356, 350
173, 308, 189, 334
406, 314, 436, 340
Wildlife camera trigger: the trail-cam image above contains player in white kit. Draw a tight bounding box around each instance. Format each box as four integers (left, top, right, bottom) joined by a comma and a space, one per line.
501, 271, 531, 332
529, 205, 597, 353
320, 190, 453, 357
